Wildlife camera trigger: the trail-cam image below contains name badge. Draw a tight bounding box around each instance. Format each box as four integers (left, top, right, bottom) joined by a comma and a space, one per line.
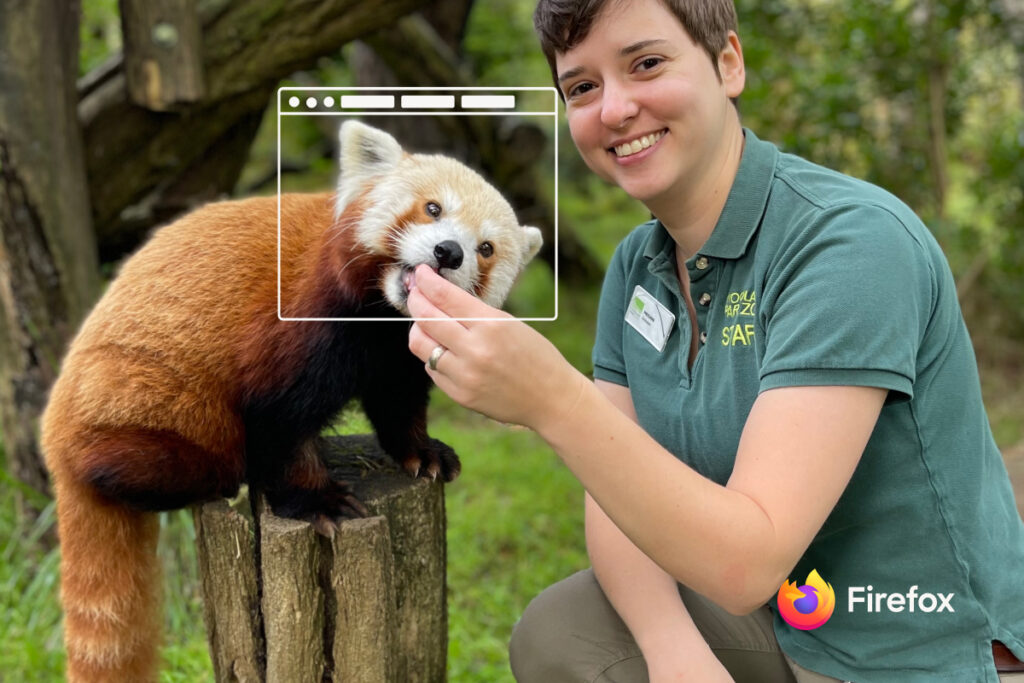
624, 285, 675, 352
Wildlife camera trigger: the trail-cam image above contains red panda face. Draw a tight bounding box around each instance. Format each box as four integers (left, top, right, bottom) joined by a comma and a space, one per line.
333, 121, 543, 315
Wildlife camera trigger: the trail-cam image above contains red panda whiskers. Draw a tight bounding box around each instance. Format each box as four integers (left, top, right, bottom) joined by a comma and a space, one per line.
323, 221, 354, 249
335, 251, 373, 279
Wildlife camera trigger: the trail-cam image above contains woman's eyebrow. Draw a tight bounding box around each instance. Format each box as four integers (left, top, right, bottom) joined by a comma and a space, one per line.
621, 38, 669, 55
557, 65, 585, 85
557, 38, 670, 84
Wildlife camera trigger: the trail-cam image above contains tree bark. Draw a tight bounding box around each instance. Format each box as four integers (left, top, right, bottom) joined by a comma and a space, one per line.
119, 0, 206, 110
0, 0, 101, 503
195, 436, 447, 683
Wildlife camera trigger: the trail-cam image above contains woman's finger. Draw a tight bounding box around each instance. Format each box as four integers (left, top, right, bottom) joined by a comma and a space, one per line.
407, 287, 471, 353
411, 265, 500, 321
407, 321, 456, 374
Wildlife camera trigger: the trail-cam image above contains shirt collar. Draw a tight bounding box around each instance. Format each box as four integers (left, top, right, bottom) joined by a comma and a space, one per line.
643, 128, 778, 263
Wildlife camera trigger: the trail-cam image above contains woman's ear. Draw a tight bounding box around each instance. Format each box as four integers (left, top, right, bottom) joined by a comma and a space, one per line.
718, 31, 746, 99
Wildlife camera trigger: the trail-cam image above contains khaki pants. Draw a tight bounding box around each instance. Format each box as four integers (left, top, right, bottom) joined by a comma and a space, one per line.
508, 569, 1024, 683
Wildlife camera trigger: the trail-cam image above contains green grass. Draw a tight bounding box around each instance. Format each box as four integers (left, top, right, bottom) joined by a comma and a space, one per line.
433, 402, 588, 681
0, 475, 63, 680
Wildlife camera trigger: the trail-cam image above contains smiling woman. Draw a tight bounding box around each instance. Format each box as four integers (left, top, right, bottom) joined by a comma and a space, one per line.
407, 0, 1024, 681
550, 0, 743, 224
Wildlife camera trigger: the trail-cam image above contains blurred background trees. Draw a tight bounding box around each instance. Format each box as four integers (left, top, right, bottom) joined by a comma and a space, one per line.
1, 0, 1020, 679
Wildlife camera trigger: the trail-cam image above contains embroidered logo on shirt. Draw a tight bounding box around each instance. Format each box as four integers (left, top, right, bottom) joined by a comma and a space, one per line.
722, 289, 756, 347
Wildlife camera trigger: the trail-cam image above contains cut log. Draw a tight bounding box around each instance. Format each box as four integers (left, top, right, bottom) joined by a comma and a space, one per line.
194, 435, 447, 682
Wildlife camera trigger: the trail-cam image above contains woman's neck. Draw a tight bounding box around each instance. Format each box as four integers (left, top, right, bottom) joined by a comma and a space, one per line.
650, 118, 745, 260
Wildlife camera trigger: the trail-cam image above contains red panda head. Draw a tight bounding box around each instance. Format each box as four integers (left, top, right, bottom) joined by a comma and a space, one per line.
333, 121, 543, 315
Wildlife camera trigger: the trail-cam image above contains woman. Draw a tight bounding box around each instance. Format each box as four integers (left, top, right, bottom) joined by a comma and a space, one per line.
406, 0, 1024, 680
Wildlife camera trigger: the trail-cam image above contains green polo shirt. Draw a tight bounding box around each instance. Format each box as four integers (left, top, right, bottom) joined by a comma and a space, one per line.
592, 129, 1024, 681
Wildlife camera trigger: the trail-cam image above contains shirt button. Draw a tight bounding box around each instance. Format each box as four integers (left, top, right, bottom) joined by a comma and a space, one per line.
699, 330, 708, 344
695, 256, 709, 270
698, 292, 712, 306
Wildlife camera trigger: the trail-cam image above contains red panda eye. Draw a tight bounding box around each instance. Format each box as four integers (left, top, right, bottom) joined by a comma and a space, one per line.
425, 202, 442, 219
478, 241, 494, 258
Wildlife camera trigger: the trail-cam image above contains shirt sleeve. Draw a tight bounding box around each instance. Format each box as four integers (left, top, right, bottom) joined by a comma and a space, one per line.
592, 240, 631, 387
758, 203, 934, 402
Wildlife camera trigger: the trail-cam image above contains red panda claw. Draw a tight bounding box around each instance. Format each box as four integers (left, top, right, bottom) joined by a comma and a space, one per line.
312, 514, 339, 538
345, 495, 369, 518
403, 459, 421, 478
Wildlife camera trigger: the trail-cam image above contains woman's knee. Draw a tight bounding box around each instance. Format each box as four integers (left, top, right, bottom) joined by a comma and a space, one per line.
509, 570, 645, 682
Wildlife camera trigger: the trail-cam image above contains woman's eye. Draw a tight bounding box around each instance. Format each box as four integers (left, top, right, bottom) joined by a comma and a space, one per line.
637, 57, 663, 71
426, 202, 442, 218
567, 82, 595, 99
478, 241, 494, 258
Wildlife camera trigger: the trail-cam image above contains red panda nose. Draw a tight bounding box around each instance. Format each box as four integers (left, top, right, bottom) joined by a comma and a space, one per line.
433, 241, 464, 270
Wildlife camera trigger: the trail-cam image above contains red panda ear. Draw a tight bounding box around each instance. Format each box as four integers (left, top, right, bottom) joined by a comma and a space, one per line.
522, 226, 543, 262
336, 121, 404, 210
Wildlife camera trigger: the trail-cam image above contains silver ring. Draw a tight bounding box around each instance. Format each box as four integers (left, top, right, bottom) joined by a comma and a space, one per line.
428, 345, 447, 371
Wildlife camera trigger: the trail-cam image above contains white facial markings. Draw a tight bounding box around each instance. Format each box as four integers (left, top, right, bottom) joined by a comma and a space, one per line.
439, 185, 462, 217
397, 219, 479, 292
382, 264, 408, 313
335, 126, 543, 313
355, 176, 412, 252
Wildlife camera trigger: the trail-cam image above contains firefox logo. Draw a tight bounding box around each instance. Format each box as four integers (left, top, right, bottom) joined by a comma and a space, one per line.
777, 569, 836, 630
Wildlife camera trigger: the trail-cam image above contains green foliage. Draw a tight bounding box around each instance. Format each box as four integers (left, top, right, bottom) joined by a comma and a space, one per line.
464, 0, 553, 87
80, 0, 121, 76
736, 0, 1024, 334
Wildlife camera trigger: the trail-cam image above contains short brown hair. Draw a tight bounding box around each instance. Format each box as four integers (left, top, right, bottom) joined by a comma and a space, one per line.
533, 0, 738, 91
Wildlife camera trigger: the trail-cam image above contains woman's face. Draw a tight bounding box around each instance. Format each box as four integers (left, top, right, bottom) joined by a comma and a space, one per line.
555, 0, 744, 206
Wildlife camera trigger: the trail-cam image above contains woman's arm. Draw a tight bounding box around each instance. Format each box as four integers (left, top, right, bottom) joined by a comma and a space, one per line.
587, 381, 732, 682
550, 376, 884, 614
407, 266, 885, 614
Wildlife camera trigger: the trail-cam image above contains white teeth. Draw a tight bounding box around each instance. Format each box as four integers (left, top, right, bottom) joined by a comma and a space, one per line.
614, 130, 665, 158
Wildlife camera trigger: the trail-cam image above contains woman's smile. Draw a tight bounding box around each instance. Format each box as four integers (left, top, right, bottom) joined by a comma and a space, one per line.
609, 128, 668, 164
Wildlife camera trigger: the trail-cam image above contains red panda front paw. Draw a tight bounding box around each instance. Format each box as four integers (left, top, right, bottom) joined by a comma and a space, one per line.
398, 438, 461, 482
268, 478, 369, 537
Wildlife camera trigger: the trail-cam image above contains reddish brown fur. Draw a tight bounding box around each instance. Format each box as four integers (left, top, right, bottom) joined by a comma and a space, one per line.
42, 192, 360, 682
283, 440, 333, 491
391, 204, 431, 244
475, 251, 494, 300
234, 196, 384, 402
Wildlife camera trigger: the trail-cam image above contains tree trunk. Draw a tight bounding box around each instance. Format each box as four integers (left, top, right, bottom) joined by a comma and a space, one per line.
119, 0, 206, 110
0, 0, 101, 504
194, 436, 448, 683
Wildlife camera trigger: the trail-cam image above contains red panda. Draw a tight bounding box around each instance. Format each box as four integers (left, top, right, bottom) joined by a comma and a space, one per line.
40, 120, 543, 682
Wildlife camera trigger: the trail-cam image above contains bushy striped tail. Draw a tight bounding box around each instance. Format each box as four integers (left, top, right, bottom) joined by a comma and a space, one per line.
54, 475, 162, 682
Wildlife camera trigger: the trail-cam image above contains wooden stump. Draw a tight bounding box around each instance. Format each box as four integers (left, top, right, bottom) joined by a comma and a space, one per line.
193, 436, 447, 682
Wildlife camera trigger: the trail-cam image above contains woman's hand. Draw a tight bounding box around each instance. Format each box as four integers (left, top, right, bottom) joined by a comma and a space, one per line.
406, 265, 587, 431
